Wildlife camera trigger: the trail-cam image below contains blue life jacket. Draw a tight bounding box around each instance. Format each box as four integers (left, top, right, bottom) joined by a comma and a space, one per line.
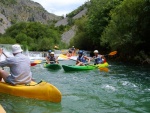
94, 55, 103, 64
77, 55, 86, 63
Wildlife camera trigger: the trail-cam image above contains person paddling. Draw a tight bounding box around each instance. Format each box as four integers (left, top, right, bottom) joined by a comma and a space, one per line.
76, 50, 90, 66
46, 52, 58, 64
93, 50, 106, 65
46, 50, 51, 62
67, 46, 76, 57
0, 44, 32, 85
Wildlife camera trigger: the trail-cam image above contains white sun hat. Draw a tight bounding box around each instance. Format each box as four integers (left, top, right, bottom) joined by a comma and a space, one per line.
94, 50, 99, 53
12, 44, 23, 54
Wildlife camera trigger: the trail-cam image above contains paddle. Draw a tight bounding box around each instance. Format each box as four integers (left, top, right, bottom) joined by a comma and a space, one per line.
86, 63, 109, 72
104, 51, 117, 56
99, 67, 109, 72
0, 48, 37, 67
95, 51, 117, 72
30, 62, 37, 66
0, 49, 7, 70
2, 52, 8, 58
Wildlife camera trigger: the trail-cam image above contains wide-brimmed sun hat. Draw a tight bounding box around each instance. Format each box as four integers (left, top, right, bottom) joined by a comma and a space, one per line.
12, 44, 23, 54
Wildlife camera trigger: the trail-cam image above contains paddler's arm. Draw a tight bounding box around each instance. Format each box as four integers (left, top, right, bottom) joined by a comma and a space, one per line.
45, 56, 50, 64
0, 48, 12, 68
76, 58, 80, 65
0, 48, 2, 57
0, 48, 5, 66
84, 56, 90, 64
55, 56, 59, 64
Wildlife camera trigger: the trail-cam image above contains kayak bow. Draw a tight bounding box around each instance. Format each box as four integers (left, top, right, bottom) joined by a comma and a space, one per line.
0, 81, 61, 103
0, 105, 6, 113
44, 63, 61, 70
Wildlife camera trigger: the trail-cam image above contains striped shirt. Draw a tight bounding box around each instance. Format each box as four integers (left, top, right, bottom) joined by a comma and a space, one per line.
0, 53, 32, 85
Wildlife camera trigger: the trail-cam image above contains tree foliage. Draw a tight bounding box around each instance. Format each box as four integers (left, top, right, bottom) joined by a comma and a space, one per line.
2, 22, 62, 51
0, 36, 16, 44
70, 0, 122, 51
101, 0, 150, 60
70, 0, 149, 63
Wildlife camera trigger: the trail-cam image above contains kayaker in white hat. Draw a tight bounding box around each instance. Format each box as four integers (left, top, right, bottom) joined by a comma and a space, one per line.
46, 51, 59, 64
0, 44, 32, 85
93, 50, 106, 65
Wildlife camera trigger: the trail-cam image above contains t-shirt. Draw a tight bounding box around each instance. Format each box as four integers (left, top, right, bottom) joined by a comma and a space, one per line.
0, 53, 32, 85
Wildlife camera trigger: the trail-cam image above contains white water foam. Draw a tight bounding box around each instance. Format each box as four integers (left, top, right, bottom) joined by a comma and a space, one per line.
122, 81, 137, 88
101, 84, 117, 91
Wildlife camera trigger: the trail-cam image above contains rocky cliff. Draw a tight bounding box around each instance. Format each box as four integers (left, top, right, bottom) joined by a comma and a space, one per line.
0, 0, 61, 34
56, 8, 87, 44
0, 13, 11, 34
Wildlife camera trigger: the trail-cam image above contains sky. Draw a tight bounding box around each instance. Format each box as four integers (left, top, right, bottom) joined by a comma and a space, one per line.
31, 0, 89, 16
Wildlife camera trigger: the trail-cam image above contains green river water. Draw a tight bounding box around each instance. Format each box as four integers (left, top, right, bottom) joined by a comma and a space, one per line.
0, 60, 150, 113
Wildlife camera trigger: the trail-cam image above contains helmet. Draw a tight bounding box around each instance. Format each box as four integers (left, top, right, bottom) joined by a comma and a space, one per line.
50, 52, 55, 55
48, 50, 51, 53
78, 50, 83, 54
72, 46, 74, 48
94, 50, 99, 53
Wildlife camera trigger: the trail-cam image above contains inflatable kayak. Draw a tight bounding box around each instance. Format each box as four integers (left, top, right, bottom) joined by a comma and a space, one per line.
0, 105, 6, 113
44, 63, 61, 70
62, 62, 109, 72
0, 81, 61, 103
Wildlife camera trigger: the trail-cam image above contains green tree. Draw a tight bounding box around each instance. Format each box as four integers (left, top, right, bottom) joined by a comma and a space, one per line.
37, 38, 54, 51
101, 0, 150, 62
4, 22, 61, 51
0, 36, 16, 44
87, 0, 123, 50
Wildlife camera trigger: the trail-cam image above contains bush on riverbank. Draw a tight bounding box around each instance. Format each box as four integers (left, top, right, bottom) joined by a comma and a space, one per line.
0, 22, 66, 51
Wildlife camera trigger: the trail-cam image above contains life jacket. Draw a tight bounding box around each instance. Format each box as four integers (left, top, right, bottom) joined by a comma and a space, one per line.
47, 56, 56, 63
71, 47, 75, 51
77, 55, 86, 63
94, 55, 103, 64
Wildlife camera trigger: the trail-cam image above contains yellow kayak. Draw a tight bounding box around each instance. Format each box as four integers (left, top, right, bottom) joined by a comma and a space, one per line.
0, 81, 61, 103
58, 54, 69, 60
33, 60, 42, 64
0, 105, 6, 113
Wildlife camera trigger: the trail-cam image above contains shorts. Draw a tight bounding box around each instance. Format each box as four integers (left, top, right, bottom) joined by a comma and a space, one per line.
5, 75, 13, 84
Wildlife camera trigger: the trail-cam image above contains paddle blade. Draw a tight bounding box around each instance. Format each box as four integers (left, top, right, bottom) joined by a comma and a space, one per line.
108, 51, 117, 56
30, 63, 37, 66
99, 67, 109, 72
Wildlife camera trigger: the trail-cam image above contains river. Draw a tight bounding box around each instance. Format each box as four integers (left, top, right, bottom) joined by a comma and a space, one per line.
0, 60, 150, 113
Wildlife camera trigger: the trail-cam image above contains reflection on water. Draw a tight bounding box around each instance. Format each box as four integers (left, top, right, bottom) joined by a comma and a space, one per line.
0, 93, 62, 113
0, 59, 150, 113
